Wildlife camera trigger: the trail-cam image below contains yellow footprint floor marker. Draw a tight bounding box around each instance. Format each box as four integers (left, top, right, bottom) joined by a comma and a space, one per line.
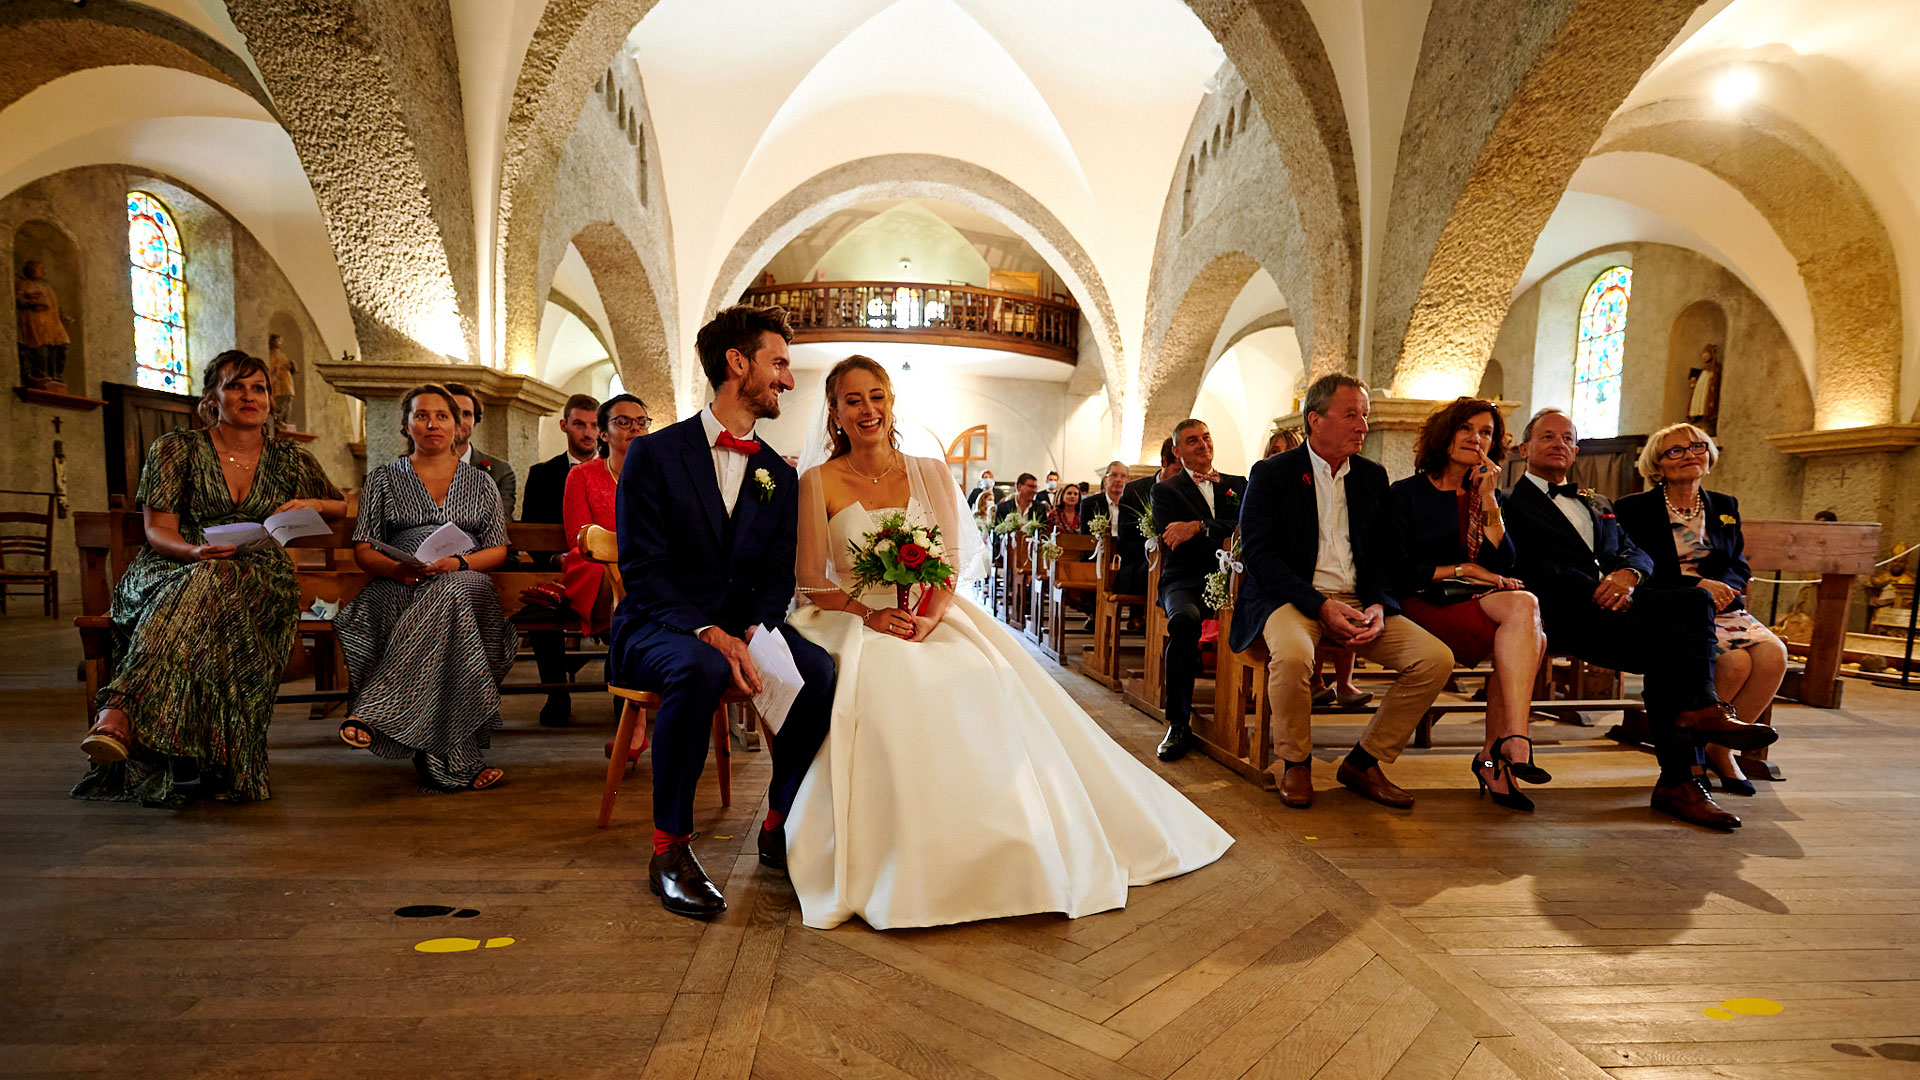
414, 936, 516, 953
1703, 996, 1783, 1020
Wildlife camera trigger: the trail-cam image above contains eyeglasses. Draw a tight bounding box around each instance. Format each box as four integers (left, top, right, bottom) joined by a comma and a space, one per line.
607, 416, 652, 432
1659, 441, 1709, 460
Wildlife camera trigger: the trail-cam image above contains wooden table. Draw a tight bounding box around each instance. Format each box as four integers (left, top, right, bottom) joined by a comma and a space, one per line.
1742, 519, 1881, 709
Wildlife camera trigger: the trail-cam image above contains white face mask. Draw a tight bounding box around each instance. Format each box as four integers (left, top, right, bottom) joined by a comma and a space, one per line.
1046, 480, 1057, 491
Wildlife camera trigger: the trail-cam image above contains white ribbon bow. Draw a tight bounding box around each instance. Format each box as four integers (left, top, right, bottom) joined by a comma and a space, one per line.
1216, 548, 1245, 575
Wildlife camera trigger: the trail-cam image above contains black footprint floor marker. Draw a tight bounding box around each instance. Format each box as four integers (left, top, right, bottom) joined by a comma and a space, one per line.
394, 905, 479, 919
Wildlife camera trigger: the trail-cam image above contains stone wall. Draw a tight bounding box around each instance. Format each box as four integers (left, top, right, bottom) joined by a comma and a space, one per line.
1, 165, 358, 594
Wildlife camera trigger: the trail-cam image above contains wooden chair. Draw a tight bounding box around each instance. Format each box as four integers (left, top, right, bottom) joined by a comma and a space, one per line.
577, 525, 752, 827
1208, 548, 1275, 786
999, 529, 1032, 631
1122, 547, 1169, 719
1024, 531, 1051, 644
1041, 533, 1098, 663
1085, 535, 1146, 689
0, 489, 57, 616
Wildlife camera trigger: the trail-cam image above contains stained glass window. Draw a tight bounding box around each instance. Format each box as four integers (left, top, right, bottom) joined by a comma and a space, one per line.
129, 191, 188, 393
1573, 265, 1630, 439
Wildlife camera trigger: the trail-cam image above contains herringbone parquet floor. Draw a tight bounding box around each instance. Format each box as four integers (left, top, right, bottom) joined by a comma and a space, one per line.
3, 612, 1916, 1079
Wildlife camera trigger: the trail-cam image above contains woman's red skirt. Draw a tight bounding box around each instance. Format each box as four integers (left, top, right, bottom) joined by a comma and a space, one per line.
1401, 594, 1499, 667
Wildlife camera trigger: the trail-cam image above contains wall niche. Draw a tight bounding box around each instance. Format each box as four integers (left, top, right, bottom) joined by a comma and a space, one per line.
12, 219, 86, 392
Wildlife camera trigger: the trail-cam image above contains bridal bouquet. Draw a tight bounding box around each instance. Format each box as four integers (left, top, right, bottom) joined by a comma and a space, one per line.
845, 511, 957, 612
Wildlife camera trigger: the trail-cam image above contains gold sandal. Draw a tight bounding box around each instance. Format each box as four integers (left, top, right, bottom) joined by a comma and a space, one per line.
81, 712, 131, 765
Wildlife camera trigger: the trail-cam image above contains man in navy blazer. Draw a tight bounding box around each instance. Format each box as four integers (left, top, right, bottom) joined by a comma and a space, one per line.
612, 305, 835, 917
1150, 420, 1244, 762
1504, 409, 1774, 831
1232, 374, 1452, 810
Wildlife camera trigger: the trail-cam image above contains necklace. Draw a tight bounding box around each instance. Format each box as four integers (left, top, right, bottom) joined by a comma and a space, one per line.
1664, 485, 1701, 518
846, 452, 898, 485
211, 427, 260, 471
604, 457, 620, 485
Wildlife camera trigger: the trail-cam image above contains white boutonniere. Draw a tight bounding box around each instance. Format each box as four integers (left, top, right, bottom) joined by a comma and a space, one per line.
753, 468, 775, 502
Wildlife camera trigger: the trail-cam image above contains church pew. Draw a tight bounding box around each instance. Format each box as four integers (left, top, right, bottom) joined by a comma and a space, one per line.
1039, 533, 1097, 663
73, 510, 588, 724
1084, 535, 1146, 689
1023, 531, 1049, 645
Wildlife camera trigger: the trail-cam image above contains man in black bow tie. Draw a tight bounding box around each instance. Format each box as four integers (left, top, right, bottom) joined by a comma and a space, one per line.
1505, 408, 1775, 830
1150, 419, 1244, 762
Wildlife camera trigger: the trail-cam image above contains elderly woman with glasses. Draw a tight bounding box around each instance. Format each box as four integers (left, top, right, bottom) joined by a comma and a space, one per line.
1615, 423, 1787, 796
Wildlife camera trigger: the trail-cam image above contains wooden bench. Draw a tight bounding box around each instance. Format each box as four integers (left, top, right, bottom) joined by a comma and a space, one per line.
1084, 536, 1147, 690
75, 510, 590, 723
1122, 546, 1219, 723
994, 529, 1033, 631
1742, 518, 1879, 709
1036, 533, 1097, 662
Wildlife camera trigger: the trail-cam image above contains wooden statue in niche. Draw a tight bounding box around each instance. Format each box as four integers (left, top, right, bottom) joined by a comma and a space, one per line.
267, 332, 296, 423
1686, 342, 1721, 435
14, 260, 72, 391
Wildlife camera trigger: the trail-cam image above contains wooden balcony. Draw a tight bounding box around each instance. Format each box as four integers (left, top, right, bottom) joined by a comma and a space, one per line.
740, 280, 1079, 363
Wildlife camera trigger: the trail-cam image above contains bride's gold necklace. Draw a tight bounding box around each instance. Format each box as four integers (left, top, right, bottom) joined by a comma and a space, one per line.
846, 451, 899, 485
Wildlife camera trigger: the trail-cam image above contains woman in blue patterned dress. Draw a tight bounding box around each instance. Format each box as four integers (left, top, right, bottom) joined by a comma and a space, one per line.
334, 384, 516, 790
1616, 423, 1787, 796
76, 350, 344, 806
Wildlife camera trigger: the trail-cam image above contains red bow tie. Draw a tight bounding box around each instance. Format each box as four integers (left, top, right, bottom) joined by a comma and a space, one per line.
1189, 469, 1221, 485
715, 431, 761, 455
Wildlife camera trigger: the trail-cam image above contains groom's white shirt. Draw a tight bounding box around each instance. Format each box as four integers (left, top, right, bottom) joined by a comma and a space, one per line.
701, 405, 758, 516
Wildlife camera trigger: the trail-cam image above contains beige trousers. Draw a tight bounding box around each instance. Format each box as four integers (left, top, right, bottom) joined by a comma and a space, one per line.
1261, 597, 1453, 766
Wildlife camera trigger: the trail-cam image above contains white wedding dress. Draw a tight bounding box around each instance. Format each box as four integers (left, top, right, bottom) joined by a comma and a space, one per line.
784, 455, 1233, 930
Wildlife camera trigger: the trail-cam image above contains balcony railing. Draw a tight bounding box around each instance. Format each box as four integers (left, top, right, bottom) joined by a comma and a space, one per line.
740, 280, 1079, 363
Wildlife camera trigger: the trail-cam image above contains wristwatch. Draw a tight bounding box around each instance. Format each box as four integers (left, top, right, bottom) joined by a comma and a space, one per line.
454, 553, 469, 571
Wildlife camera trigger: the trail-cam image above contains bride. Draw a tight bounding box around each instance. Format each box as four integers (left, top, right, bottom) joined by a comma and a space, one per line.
783, 355, 1232, 930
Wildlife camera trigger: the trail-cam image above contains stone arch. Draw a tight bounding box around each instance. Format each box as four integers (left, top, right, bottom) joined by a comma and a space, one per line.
1138, 251, 1265, 453
224, 0, 476, 365
569, 222, 672, 417
1378, 0, 1704, 398
1592, 101, 1903, 429
702, 153, 1128, 418
0, 0, 270, 116
1183, 0, 1359, 375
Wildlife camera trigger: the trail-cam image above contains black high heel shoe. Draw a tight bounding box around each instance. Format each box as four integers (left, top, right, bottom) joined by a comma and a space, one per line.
1705, 760, 1756, 796
1471, 754, 1534, 812
1492, 734, 1551, 785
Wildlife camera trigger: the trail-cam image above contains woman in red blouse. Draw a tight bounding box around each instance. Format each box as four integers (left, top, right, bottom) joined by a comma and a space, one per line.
562, 394, 650, 634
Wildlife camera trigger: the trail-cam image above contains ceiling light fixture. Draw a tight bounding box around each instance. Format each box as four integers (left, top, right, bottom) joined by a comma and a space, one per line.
1713, 68, 1760, 109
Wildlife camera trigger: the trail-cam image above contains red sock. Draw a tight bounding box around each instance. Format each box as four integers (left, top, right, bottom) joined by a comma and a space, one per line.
763, 810, 786, 832
653, 829, 691, 855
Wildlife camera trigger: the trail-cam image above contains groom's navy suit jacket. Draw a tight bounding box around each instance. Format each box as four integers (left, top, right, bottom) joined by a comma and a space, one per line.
611, 415, 798, 648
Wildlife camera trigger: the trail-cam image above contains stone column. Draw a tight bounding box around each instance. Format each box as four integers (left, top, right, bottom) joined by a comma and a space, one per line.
316, 361, 569, 491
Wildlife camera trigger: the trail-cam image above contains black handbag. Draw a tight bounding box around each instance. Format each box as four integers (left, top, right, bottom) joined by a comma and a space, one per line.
1416, 577, 1497, 606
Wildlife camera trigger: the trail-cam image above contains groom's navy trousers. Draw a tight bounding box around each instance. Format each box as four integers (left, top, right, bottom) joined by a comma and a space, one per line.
610, 415, 835, 837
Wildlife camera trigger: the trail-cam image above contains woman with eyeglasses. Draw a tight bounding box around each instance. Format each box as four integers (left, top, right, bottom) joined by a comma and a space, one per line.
1615, 423, 1786, 795
562, 393, 651, 758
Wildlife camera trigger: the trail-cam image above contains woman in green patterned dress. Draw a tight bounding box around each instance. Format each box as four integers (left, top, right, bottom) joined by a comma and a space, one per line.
75, 350, 344, 806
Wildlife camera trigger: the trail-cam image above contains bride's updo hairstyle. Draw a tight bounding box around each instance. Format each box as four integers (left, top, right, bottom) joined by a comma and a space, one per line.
823, 354, 900, 460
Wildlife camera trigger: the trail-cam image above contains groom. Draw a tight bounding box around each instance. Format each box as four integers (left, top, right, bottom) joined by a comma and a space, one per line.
611, 304, 835, 918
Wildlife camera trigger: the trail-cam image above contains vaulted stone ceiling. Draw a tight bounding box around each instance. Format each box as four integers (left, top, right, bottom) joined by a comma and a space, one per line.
5, 0, 1917, 446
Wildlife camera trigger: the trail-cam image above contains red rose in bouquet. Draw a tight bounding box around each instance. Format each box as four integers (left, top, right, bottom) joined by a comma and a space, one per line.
898, 543, 928, 569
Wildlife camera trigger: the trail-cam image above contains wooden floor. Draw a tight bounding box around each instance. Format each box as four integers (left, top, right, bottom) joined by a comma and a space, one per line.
2, 611, 1917, 1079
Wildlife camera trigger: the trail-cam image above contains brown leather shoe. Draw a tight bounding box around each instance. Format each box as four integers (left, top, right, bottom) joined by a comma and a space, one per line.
1673, 702, 1780, 752
1277, 761, 1313, 808
1336, 760, 1414, 809
1651, 777, 1741, 830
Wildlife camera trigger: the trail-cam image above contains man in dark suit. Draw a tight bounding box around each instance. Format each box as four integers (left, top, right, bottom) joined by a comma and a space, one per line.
1035, 470, 1061, 510
518, 392, 603, 727
522, 393, 601, 526
995, 472, 1044, 527
1232, 374, 1452, 810
443, 381, 517, 520
1504, 408, 1773, 830
612, 305, 836, 917
1151, 420, 1245, 762
1115, 439, 1180, 595
1079, 461, 1129, 537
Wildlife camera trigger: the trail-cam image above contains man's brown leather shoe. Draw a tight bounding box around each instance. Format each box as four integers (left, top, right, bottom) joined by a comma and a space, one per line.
1336, 760, 1414, 809
1673, 702, 1780, 752
1651, 777, 1741, 830
1277, 762, 1313, 808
